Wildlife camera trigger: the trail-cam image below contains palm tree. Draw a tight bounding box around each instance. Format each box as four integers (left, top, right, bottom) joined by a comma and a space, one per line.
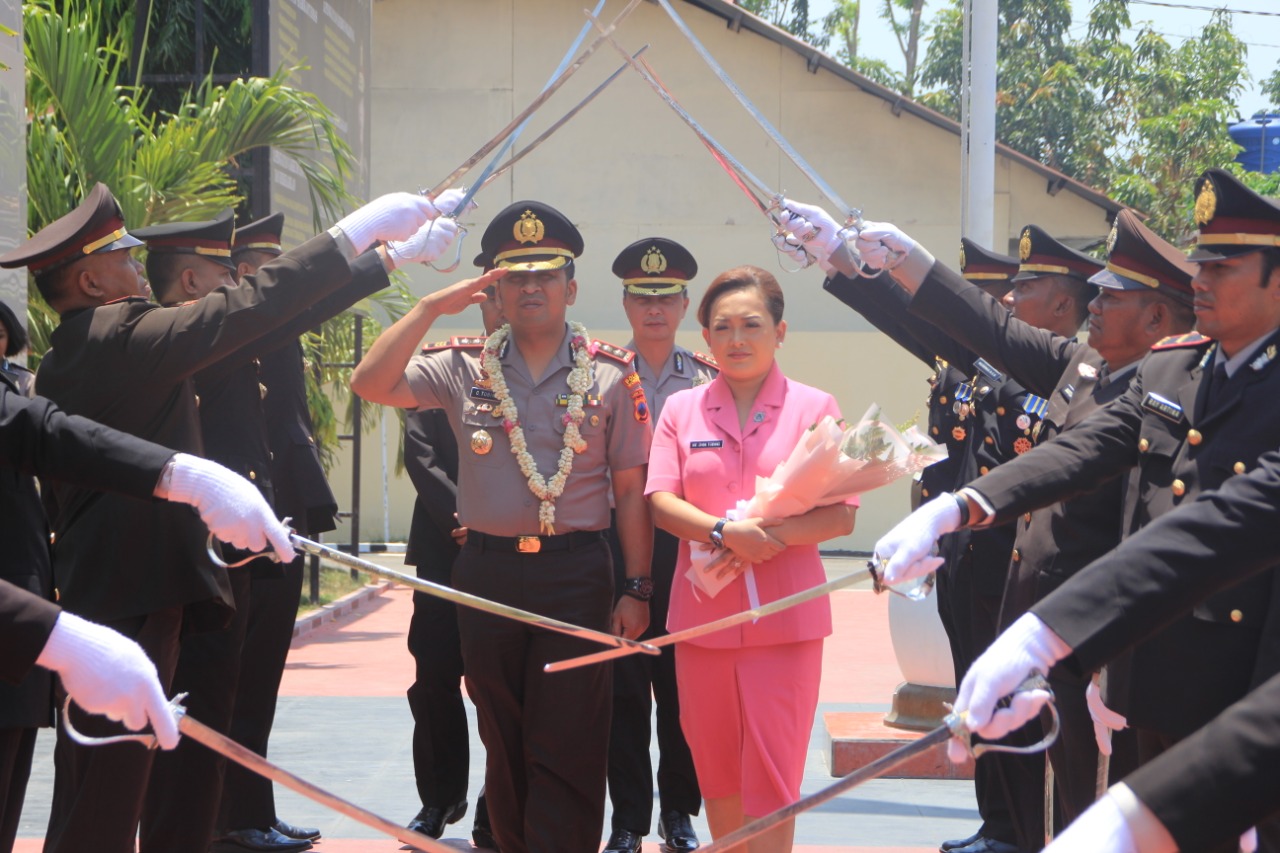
22, 0, 410, 467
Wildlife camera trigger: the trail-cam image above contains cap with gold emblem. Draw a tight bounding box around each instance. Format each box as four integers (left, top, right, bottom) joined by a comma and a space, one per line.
612, 237, 697, 296
0, 183, 143, 274
231, 212, 285, 258
1090, 209, 1195, 305
133, 209, 237, 271
1188, 167, 1280, 262
960, 237, 1018, 296
1013, 224, 1105, 282
479, 201, 583, 272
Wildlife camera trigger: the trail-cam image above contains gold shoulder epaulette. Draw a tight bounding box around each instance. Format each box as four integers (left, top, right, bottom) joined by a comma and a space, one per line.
690, 350, 719, 370
591, 339, 635, 365
1151, 332, 1211, 351
421, 335, 487, 353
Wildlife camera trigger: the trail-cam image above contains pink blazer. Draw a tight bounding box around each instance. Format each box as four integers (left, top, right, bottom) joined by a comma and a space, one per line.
645, 363, 855, 648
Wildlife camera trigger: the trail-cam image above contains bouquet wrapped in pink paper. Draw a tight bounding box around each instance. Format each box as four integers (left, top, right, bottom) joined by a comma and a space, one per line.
687, 404, 947, 599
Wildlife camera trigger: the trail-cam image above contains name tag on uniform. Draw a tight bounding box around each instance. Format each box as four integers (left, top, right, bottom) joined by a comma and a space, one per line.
1141, 392, 1185, 424
470, 386, 497, 401
689, 440, 723, 449
974, 358, 1006, 384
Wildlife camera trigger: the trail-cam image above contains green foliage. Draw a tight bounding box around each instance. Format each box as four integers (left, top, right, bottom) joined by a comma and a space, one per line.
739, 0, 821, 45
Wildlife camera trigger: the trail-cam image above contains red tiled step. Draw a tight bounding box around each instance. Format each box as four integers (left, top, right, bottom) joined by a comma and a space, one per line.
825, 711, 974, 781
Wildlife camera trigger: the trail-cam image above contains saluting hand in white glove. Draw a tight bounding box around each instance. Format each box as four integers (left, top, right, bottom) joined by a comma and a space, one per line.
160, 453, 295, 563
386, 218, 462, 269
37, 612, 181, 749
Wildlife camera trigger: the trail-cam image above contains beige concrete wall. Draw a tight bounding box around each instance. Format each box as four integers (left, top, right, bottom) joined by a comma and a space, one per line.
330, 0, 1118, 551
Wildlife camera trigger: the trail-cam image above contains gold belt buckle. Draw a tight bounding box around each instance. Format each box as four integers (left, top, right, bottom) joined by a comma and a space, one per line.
516, 536, 542, 554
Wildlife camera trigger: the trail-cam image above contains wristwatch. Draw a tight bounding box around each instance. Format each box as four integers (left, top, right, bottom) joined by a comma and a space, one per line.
709, 518, 729, 549
622, 576, 654, 602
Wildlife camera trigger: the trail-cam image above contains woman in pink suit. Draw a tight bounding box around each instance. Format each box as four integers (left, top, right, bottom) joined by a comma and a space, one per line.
645, 266, 857, 852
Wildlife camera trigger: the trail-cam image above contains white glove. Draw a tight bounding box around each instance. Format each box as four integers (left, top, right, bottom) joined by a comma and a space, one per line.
779, 199, 848, 270
855, 221, 917, 272
334, 192, 439, 254
425, 187, 477, 220
1241, 828, 1258, 853
947, 612, 1071, 762
36, 612, 180, 749
386, 218, 461, 269
162, 453, 295, 563
1087, 676, 1128, 756
770, 231, 810, 266
1042, 791, 1141, 853
872, 495, 959, 586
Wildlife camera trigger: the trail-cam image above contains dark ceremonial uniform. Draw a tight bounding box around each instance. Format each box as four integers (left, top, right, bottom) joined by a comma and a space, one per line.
1028, 448, 1280, 851
605, 237, 706, 850
0, 581, 61, 687
826, 257, 1047, 852
402, 403, 471, 822
405, 330, 651, 853
0, 380, 173, 849
8, 188, 374, 853
138, 213, 388, 852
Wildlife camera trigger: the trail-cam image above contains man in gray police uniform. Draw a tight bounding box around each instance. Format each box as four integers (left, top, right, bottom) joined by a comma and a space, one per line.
351, 201, 654, 853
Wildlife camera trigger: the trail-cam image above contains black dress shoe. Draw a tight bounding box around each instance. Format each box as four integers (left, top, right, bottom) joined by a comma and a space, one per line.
950, 837, 1019, 853
658, 810, 700, 852
212, 827, 313, 852
272, 819, 321, 841
940, 830, 982, 852
602, 828, 643, 853
472, 820, 499, 851
405, 800, 468, 840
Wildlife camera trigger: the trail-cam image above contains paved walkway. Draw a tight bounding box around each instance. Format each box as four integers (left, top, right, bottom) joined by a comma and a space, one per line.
14, 556, 976, 851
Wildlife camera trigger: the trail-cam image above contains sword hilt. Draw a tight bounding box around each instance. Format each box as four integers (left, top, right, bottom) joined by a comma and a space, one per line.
206, 523, 291, 569
945, 675, 1061, 759
60, 692, 188, 750
866, 558, 937, 601
428, 221, 468, 274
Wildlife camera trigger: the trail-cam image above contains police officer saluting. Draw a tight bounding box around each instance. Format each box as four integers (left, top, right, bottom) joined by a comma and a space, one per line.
351, 201, 654, 853
602, 238, 712, 853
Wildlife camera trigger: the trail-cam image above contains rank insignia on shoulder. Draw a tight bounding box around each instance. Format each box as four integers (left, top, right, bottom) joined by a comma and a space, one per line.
592, 339, 635, 365
974, 358, 1006, 384
1152, 332, 1211, 351
690, 350, 719, 370
1141, 392, 1185, 424
421, 340, 451, 352
1077, 362, 1098, 380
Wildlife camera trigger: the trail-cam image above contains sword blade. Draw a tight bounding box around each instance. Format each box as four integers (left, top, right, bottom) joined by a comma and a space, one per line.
176, 714, 453, 852
653, 0, 861, 223
291, 535, 659, 656
426, 0, 643, 199
584, 12, 780, 217
482, 46, 648, 190
700, 725, 955, 852
544, 566, 871, 673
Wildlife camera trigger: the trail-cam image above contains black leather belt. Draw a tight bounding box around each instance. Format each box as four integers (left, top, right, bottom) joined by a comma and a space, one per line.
467, 529, 605, 554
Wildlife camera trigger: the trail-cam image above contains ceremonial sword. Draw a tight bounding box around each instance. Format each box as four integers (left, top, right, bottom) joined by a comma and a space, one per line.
696, 680, 1061, 852
61, 696, 455, 853
423, 0, 642, 201
544, 560, 932, 673
208, 534, 659, 657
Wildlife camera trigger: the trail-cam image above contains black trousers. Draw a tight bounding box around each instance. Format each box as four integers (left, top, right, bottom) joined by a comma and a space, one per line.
219, 557, 306, 831
606, 527, 700, 834
454, 536, 614, 853
407, 554, 471, 811
140, 568, 254, 851
0, 727, 36, 852
45, 605, 183, 853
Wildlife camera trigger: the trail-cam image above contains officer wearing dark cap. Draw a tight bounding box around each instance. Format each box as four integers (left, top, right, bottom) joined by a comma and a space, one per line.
601, 238, 710, 853
820, 234, 1052, 853
351, 200, 655, 853
5, 181, 442, 853
215, 212, 333, 850
864, 168, 1280, 849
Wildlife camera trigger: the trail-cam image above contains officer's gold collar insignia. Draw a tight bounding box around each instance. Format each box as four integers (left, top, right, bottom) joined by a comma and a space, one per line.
1019, 229, 1032, 261
640, 246, 668, 275
1195, 180, 1217, 228
514, 209, 545, 245
958, 243, 967, 271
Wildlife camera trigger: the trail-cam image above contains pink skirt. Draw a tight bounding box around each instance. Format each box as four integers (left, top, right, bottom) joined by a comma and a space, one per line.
675, 639, 823, 816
